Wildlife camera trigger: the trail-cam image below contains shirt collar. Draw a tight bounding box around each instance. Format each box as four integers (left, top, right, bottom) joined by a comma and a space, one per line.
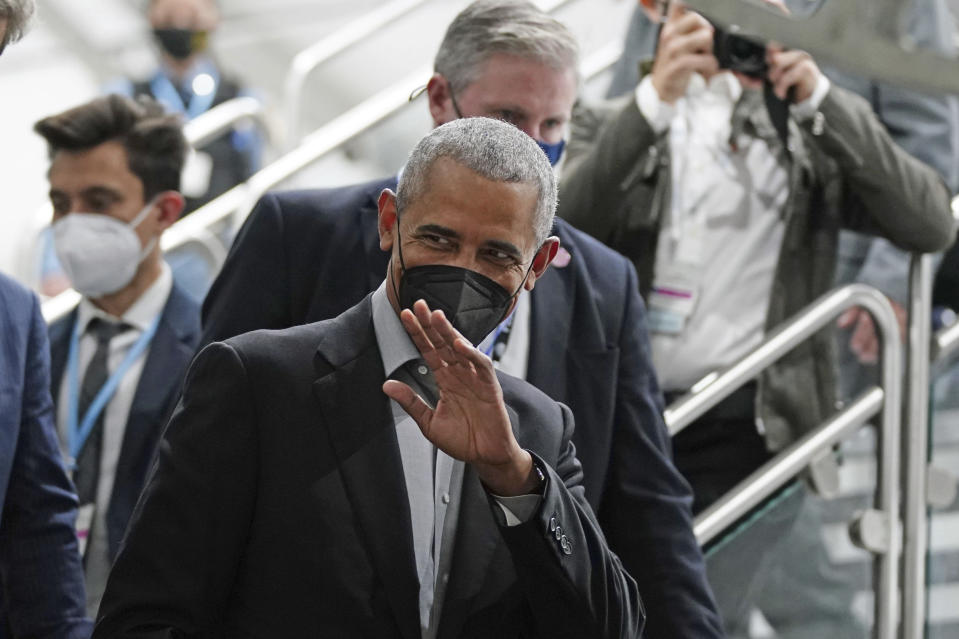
76, 262, 173, 334
371, 281, 422, 379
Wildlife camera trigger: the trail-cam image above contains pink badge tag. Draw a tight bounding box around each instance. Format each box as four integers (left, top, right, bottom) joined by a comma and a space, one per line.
553, 247, 571, 268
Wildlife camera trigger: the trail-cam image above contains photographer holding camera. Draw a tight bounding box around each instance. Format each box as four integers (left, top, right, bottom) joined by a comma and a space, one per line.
650, 1, 817, 103
558, 0, 954, 635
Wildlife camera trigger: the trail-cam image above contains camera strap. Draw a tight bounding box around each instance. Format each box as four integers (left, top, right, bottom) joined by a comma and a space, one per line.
762, 82, 794, 156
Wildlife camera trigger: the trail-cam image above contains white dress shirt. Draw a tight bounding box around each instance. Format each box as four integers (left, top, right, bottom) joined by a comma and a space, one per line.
635, 71, 829, 390
57, 262, 172, 616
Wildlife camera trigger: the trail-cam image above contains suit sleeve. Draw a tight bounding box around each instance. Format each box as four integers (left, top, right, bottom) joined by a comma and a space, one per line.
200, 192, 293, 347
495, 403, 645, 639
93, 342, 259, 639
0, 293, 91, 639
599, 260, 725, 639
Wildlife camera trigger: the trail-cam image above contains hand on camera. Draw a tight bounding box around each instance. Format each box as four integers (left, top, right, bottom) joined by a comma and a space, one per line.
650, 1, 719, 104
765, 44, 821, 103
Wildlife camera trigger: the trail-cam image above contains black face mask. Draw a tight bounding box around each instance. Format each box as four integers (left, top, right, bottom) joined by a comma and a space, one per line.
390, 217, 533, 346
153, 28, 208, 60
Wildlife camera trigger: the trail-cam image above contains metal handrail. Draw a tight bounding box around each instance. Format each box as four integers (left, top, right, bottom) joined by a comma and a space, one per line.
666, 283, 903, 639
239, 64, 429, 229
665, 284, 900, 435
282, 0, 579, 148
282, 0, 432, 146
695, 387, 886, 543
906, 205, 959, 639
242, 39, 623, 228
183, 96, 271, 149
902, 253, 934, 639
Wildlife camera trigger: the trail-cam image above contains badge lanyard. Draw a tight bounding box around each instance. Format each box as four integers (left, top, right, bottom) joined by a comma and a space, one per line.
150, 66, 219, 120
481, 312, 516, 363
65, 316, 161, 470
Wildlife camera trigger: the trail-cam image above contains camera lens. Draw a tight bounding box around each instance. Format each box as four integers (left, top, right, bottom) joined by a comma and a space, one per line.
729, 36, 764, 63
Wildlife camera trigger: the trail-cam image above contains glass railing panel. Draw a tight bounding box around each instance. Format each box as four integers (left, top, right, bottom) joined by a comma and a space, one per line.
928, 355, 959, 639
701, 434, 879, 639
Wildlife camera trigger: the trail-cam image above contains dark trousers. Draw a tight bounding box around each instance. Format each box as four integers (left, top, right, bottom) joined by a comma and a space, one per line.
668, 383, 804, 637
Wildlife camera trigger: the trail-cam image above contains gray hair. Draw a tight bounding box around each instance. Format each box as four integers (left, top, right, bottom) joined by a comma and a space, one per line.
397, 117, 557, 248
0, 0, 34, 53
435, 0, 579, 94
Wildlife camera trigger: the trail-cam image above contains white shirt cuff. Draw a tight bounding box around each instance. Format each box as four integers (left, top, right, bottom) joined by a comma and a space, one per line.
494, 494, 543, 527
791, 74, 831, 122
635, 75, 676, 134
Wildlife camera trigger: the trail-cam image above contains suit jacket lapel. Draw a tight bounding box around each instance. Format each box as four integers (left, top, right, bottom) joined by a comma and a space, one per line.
311, 297, 421, 639
525, 224, 619, 508
48, 308, 78, 408
360, 176, 397, 293
527, 250, 574, 401
124, 288, 197, 444
115, 288, 198, 499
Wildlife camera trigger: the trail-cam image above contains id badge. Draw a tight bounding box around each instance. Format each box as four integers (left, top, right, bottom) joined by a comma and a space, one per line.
76, 502, 95, 558
648, 261, 699, 336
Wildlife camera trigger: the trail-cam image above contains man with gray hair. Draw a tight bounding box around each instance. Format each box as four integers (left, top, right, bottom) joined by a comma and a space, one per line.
0, 0, 33, 54
200, 2, 723, 637
94, 117, 644, 638
0, 2, 92, 638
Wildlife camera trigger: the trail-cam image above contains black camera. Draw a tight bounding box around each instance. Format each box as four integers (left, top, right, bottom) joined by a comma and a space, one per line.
712, 26, 768, 79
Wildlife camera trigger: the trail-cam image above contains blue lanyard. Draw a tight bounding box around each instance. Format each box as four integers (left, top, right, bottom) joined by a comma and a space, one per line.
65, 316, 161, 468
150, 66, 219, 120
482, 313, 515, 360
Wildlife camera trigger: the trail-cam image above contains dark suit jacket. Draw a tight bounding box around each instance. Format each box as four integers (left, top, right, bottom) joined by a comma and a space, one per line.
0, 272, 90, 639
200, 180, 723, 637
48, 284, 201, 560
94, 297, 643, 638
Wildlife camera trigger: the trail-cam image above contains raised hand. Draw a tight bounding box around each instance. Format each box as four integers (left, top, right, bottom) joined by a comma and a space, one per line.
383, 299, 538, 496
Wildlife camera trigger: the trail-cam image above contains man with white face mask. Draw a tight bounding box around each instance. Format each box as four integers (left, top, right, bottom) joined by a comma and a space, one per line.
35, 94, 202, 617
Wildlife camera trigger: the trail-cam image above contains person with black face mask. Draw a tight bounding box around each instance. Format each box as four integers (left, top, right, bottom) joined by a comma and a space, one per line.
199, 3, 724, 637
115, 0, 260, 214
93, 116, 644, 639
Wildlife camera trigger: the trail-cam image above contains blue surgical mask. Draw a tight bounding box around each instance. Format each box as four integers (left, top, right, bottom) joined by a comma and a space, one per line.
537, 139, 566, 166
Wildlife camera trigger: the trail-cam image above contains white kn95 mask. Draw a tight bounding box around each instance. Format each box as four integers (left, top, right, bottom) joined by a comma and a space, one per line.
53, 200, 158, 298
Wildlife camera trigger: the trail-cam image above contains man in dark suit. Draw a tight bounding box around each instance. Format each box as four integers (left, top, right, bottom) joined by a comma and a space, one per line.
95, 117, 642, 638
35, 94, 201, 616
120, 0, 260, 213
0, 4, 91, 637
0, 278, 91, 638
199, 2, 722, 637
